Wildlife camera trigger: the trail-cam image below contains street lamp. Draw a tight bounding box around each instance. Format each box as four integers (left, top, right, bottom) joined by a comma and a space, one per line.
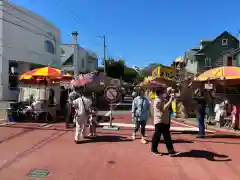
97, 35, 107, 74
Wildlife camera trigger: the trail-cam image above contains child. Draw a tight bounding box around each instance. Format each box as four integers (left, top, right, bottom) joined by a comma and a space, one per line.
88, 107, 98, 137
231, 105, 237, 129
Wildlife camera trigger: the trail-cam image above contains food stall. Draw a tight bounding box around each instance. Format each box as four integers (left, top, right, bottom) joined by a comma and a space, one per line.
193, 66, 240, 129
17, 67, 72, 122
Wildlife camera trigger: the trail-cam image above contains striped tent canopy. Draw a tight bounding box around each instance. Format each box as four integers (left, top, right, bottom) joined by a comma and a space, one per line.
19, 67, 72, 81
195, 66, 240, 81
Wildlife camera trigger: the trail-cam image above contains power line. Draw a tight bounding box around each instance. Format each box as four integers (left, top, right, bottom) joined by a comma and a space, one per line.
1, 9, 54, 40
54, 0, 83, 25
0, 17, 55, 40
53, 0, 110, 62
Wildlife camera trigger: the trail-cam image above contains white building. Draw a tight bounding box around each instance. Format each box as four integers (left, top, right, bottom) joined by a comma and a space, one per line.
61, 31, 98, 75
0, 0, 61, 101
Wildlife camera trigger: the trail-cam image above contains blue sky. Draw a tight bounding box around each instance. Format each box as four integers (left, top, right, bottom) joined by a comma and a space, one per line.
9, 0, 240, 68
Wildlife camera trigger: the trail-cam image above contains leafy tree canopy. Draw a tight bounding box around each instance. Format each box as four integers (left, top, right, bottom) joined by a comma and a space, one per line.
98, 59, 164, 83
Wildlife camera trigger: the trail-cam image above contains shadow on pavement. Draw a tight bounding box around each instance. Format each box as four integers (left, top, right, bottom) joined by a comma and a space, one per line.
172, 131, 198, 135
206, 134, 240, 139
97, 115, 110, 123
161, 139, 194, 143
194, 139, 240, 145
173, 149, 231, 162
80, 135, 132, 143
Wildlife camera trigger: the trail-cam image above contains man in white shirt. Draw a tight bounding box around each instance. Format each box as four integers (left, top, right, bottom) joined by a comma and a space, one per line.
72, 88, 92, 144
31, 97, 44, 121
31, 97, 43, 111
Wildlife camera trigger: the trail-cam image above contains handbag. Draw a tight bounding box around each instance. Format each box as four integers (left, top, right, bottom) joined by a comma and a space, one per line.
134, 97, 145, 120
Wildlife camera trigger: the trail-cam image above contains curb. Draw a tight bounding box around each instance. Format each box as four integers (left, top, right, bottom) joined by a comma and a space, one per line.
173, 118, 240, 134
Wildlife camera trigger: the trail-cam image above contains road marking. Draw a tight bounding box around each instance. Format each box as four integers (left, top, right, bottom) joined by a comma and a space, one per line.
171, 120, 195, 128
98, 122, 214, 132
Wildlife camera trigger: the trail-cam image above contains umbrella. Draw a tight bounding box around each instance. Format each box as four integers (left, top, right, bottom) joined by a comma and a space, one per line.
195, 66, 240, 81
19, 67, 72, 81
70, 77, 89, 87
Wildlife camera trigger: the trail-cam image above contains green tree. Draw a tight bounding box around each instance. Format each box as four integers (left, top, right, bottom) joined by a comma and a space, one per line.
105, 58, 125, 79
141, 63, 163, 77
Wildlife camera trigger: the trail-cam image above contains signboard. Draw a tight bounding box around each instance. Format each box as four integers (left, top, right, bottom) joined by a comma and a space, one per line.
152, 66, 181, 81
104, 86, 120, 103
204, 83, 213, 90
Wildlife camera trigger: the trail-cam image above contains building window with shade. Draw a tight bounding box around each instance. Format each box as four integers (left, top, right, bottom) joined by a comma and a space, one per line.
9, 61, 18, 90
227, 56, 233, 66
44, 40, 55, 54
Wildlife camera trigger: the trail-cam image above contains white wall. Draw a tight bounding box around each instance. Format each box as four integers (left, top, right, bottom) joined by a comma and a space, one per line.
2, 1, 61, 66
185, 60, 198, 74
0, 0, 61, 100
61, 44, 98, 74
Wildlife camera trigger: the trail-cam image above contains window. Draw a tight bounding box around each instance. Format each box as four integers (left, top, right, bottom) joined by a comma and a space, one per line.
8, 61, 18, 90
222, 39, 228, 46
61, 48, 65, 54
204, 57, 211, 67
44, 40, 55, 54
227, 56, 232, 66
81, 59, 84, 68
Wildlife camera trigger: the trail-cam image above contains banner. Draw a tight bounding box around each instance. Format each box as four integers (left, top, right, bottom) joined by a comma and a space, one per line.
152, 65, 184, 82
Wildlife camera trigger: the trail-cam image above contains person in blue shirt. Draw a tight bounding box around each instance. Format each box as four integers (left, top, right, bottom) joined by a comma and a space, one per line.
132, 88, 151, 144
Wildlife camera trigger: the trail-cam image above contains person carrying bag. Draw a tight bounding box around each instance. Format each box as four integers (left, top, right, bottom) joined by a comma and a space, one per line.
132, 88, 150, 144
72, 89, 92, 144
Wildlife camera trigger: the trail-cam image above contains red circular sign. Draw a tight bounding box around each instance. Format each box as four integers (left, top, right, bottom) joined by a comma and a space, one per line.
104, 86, 120, 103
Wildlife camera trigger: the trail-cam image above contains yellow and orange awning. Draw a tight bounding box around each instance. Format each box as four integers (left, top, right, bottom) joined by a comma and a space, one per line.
19, 67, 72, 81
196, 66, 240, 81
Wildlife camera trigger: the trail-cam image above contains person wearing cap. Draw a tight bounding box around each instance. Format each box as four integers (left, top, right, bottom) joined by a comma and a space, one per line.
151, 87, 180, 156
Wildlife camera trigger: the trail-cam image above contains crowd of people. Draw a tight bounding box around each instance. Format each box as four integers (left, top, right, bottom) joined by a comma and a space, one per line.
61, 83, 231, 156
62, 84, 183, 156
131, 86, 180, 156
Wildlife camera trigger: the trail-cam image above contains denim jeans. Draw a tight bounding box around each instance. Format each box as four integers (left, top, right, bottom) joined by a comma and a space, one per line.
197, 115, 205, 136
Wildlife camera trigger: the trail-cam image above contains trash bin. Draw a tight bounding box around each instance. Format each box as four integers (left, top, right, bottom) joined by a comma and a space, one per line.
7, 108, 16, 123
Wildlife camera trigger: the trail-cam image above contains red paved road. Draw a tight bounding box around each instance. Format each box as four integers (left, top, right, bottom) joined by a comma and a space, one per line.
0, 118, 240, 180
112, 113, 188, 128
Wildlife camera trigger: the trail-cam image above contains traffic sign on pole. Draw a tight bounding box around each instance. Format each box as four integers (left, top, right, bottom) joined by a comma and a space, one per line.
103, 86, 120, 131
104, 86, 120, 103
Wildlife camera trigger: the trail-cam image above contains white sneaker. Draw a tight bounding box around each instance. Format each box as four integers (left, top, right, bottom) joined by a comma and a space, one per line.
141, 138, 147, 144
132, 134, 136, 140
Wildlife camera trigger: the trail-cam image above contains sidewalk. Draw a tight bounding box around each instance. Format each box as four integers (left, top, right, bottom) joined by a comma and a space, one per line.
173, 117, 240, 134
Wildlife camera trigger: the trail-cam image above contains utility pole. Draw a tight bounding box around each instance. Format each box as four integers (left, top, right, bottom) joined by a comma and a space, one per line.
103, 35, 107, 74
238, 30, 240, 48
97, 35, 107, 74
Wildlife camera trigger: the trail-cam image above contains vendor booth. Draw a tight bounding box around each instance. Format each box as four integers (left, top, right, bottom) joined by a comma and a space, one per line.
193, 66, 240, 129
15, 67, 72, 122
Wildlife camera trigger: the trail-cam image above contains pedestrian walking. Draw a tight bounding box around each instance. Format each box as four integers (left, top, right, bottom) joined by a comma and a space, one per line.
60, 86, 68, 119
66, 87, 80, 128
132, 88, 151, 144
72, 87, 92, 144
193, 88, 207, 138
88, 106, 98, 137
151, 87, 180, 156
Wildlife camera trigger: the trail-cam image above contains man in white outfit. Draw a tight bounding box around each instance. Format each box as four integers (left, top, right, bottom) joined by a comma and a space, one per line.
72, 88, 92, 144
